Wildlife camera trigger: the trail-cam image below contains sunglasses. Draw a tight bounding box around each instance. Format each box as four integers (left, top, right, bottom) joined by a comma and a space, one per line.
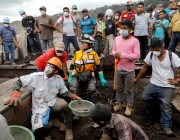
56, 50, 64, 53
47, 63, 55, 68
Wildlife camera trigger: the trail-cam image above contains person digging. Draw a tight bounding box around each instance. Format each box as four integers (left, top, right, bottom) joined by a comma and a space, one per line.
4, 57, 82, 140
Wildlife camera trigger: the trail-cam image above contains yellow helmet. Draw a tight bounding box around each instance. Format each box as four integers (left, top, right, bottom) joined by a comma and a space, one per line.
47, 57, 62, 69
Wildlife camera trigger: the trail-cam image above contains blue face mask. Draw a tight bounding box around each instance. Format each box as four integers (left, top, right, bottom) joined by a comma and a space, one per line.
119, 30, 129, 37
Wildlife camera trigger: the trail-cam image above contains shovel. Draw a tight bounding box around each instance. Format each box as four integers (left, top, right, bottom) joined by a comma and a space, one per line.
108, 58, 120, 112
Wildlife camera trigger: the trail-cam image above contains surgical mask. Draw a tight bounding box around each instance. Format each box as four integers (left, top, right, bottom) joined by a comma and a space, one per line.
56, 52, 63, 56
73, 9, 77, 13
153, 51, 161, 57
64, 12, 69, 17
44, 65, 52, 75
40, 10, 46, 15
119, 30, 129, 37
115, 16, 119, 20
98, 21, 102, 24
22, 15, 26, 18
4, 24, 9, 28
107, 16, 111, 20
84, 16, 88, 20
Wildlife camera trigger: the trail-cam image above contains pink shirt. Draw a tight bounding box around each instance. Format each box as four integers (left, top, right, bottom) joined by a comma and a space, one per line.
112, 36, 140, 70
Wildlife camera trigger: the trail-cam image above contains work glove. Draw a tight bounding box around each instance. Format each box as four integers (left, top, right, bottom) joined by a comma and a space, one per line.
4, 91, 21, 106
68, 71, 73, 84
63, 75, 69, 81
99, 73, 108, 87
71, 94, 82, 104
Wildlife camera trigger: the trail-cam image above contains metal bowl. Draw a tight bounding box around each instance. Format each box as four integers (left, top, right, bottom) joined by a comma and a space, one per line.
69, 100, 94, 117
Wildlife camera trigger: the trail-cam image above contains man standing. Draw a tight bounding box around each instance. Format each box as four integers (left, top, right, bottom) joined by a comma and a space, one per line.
134, 2, 150, 62
0, 17, 18, 65
104, 9, 116, 56
168, 2, 180, 54
71, 4, 81, 31
135, 38, 180, 136
35, 6, 54, 53
112, 20, 140, 116
120, 0, 136, 36
154, 4, 169, 20
19, 9, 43, 55
36, 42, 69, 80
79, 9, 98, 53
54, 7, 80, 60
153, 10, 169, 44
5, 57, 82, 140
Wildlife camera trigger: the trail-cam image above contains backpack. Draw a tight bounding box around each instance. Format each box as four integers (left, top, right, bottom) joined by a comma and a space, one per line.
150, 50, 173, 67
61, 16, 74, 24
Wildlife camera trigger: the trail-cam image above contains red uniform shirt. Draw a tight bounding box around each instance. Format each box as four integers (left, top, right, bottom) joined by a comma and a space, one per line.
36, 48, 67, 71
121, 10, 136, 21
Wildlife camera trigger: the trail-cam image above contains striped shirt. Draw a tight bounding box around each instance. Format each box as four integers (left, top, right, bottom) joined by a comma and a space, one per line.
103, 113, 149, 140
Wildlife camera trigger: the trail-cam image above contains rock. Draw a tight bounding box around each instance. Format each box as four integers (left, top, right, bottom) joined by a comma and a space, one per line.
153, 123, 162, 131
172, 95, 180, 112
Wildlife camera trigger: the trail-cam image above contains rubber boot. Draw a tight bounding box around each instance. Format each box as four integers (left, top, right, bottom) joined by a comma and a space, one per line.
65, 125, 73, 140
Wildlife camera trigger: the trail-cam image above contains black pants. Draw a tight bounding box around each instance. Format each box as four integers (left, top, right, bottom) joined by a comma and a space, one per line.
134, 36, 148, 59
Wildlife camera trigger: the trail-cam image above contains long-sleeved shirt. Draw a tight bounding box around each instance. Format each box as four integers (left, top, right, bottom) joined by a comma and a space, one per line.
103, 113, 149, 140
112, 36, 140, 70
12, 72, 73, 114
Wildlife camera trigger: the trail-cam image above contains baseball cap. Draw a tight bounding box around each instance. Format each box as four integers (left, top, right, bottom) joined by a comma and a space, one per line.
158, 4, 165, 7
39, 6, 46, 10
82, 8, 88, 12
72, 5, 77, 9
55, 42, 65, 51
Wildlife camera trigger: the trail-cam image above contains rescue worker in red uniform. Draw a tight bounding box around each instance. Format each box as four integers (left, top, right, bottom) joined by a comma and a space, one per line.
120, 0, 136, 35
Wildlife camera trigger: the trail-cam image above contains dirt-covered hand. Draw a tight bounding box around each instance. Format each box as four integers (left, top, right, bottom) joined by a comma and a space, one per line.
168, 78, 178, 85
76, 96, 82, 104
4, 91, 21, 106
63, 75, 69, 81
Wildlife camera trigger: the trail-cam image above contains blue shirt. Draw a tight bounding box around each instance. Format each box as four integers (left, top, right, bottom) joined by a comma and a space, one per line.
154, 19, 169, 38
79, 16, 97, 35
0, 26, 16, 42
165, 8, 171, 16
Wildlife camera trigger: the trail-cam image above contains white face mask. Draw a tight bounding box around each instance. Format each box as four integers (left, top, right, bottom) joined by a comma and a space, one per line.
4, 24, 9, 28
153, 51, 161, 57
40, 10, 46, 15
44, 65, 52, 75
64, 12, 69, 17
56, 52, 63, 56
107, 16, 111, 20
22, 15, 26, 18
115, 16, 119, 20
73, 9, 77, 13
84, 16, 88, 20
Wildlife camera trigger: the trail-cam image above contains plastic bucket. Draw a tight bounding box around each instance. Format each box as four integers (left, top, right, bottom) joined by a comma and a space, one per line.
69, 100, 94, 117
9, 125, 35, 140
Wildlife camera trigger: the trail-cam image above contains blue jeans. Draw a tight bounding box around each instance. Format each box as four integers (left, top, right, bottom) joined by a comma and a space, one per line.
40, 40, 53, 53
168, 32, 180, 52
117, 70, 135, 105
141, 82, 174, 130
63, 36, 80, 57
93, 39, 99, 55
3, 41, 15, 63
28, 33, 43, 53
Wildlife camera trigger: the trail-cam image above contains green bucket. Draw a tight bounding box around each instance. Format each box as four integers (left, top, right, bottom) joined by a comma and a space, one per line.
9, 125, 35, 140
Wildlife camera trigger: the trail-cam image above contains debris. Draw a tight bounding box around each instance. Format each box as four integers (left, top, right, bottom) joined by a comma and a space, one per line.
96, 90, 103, 99
153, 123, 162, 131
92, 122, 100, 128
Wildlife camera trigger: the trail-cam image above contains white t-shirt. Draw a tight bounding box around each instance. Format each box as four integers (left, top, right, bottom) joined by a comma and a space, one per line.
144, 51, 180, 88
57, 16, 76, 36
96, 21, 106, 33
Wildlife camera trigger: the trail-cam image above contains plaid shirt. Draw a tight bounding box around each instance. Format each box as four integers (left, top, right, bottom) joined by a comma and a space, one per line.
103, 113, 149, 140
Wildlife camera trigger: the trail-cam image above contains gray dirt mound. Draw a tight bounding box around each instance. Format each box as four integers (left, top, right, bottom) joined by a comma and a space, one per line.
100, 55, 115, 66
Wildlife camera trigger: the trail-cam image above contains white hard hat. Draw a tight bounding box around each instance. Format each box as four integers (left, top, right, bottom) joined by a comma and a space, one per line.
105, 9, 114, 17
178, 1, 180, 5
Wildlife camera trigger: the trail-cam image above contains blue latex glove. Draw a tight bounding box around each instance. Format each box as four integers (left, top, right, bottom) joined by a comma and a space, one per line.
99, 73, 108, 87
68, 71, 73, 84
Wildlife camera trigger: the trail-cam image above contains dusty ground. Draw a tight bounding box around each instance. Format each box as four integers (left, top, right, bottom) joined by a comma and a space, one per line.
34, 85, 180, 140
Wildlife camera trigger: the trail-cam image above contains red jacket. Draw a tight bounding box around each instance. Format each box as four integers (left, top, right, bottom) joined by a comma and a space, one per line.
121, 10, 136, 21
36, 48, 67, 71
